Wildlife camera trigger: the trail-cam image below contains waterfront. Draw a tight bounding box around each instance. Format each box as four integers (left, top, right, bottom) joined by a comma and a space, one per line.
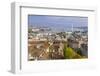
28, 15, 88, 61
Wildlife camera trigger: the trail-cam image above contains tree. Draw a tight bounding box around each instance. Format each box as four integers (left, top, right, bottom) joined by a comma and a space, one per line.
76, 48, 83, 56
63, 44, 82, 59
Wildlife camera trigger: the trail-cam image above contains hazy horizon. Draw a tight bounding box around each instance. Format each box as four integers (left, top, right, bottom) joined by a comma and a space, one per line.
28, 15, 88, 32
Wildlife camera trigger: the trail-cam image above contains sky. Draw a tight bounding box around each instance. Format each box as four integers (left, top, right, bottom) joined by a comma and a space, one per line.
28, 15, 88, 32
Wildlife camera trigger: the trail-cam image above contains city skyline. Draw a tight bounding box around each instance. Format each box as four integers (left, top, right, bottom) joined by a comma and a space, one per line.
28, 15, 88, 60
28, 15, 88, 32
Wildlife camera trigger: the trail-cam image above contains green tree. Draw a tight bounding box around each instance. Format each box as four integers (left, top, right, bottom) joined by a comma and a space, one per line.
63, 44, 82, 59
63, 44, 68, 58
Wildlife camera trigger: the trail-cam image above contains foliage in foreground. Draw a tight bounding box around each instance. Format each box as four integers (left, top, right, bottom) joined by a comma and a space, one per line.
63, 44, 84, 59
